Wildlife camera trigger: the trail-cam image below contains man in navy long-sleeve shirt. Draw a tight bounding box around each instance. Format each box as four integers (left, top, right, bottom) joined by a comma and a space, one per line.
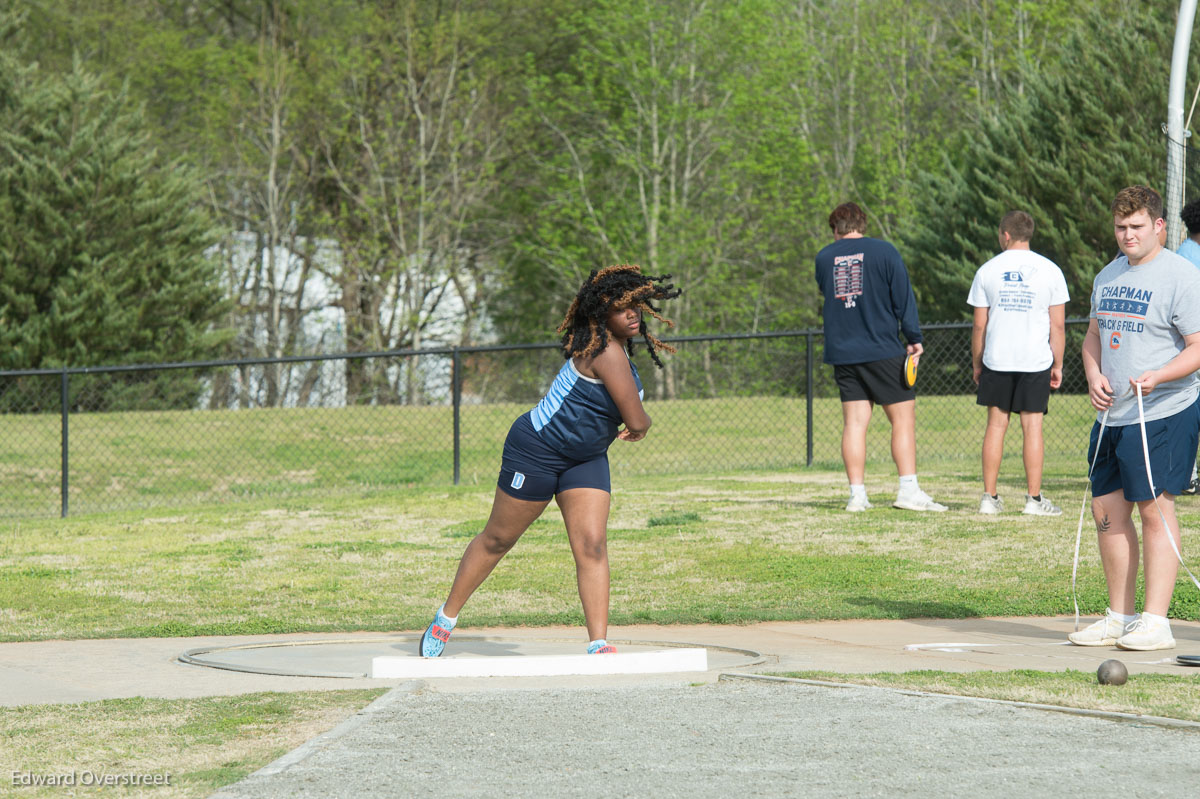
815, 202, 946, 513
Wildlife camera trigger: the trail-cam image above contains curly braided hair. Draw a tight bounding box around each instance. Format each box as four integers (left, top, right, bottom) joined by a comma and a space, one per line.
556, 264, 681, 368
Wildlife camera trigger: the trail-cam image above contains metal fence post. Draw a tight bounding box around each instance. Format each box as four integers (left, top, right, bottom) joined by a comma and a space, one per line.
806, 331, 814, 467
60, 369, 69, 518
452, 347, 462, 485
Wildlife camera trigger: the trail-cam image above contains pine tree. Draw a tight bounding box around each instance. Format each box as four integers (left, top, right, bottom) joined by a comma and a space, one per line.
0, 11, 229, 410
902, 4, 1179, 323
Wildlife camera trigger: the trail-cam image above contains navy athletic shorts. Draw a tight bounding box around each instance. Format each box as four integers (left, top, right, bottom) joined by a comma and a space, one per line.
497, 412, 611, 501
1087, 396, 1200, 502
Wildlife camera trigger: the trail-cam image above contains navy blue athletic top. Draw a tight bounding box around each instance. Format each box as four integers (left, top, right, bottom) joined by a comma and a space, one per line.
529, 358, 643, 460
815, 236, 923, 365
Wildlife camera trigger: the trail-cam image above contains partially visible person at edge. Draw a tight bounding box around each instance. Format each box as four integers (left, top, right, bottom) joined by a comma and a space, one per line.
1176, 197, 1200, 267
1175, 198, 1200, 495
1070, 185, 1200, 652
815, 201, 947, 513
968, 210, 1069, 517
419, 265, 681, 658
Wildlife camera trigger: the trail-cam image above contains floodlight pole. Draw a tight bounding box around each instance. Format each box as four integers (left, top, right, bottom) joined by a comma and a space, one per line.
1166, 0, 1197, 248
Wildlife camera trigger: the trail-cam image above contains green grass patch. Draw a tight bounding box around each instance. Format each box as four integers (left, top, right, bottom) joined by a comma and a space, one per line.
0, 392, 1096, 517
776, 669, 1200, 722
2, 464, 1197, 643
648, 511, 702, 527
3, 459, 1199, 770
0, 689, 386, 798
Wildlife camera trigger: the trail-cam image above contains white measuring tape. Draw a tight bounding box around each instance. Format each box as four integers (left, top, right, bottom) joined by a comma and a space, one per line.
1071, 384, 1200, 631
1071, 408, 1107, 630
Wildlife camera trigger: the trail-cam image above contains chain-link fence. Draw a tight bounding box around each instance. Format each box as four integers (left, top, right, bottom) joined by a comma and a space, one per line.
1167, 138, 1200, 249
0, 320, 1097, 518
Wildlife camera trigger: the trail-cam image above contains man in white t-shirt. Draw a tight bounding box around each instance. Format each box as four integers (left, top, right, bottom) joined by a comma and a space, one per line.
967, 210, 1069, 516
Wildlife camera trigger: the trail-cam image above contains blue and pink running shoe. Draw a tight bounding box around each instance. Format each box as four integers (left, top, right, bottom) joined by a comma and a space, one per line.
419, 605, 456, 657
587, 639, 617, 654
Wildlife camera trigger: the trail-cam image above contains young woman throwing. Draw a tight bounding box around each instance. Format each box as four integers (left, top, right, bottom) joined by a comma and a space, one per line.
420, 265, 681, 657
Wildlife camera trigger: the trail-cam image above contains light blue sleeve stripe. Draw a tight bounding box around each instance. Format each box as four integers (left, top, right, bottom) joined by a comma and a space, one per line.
530, 361, 579, 431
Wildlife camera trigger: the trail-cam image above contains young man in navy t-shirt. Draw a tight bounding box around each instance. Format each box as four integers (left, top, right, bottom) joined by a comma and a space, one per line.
815, 202, 946, 513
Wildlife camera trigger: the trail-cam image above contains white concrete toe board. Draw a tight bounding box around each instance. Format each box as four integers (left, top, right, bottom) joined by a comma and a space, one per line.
371, 648, 708, 678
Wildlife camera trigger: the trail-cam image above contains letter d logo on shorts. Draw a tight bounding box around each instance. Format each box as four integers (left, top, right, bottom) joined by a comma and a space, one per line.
510, 472, 525, 490
1109, 331, 1121, 349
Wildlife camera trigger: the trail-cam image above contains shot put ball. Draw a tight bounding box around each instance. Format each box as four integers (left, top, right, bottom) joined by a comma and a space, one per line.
1097, 658, 1128, 686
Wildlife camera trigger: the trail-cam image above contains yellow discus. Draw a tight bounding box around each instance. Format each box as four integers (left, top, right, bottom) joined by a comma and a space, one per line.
902, 353, 918, 389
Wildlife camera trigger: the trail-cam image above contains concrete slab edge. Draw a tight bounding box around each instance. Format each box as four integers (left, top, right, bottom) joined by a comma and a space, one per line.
372, 648, 708, 678
718, 673, 1200, 732
208, 680, 424, 798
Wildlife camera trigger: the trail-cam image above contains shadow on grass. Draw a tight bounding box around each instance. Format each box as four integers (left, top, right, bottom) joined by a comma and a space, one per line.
751, 498, 835, 510
845, 596, 980, 619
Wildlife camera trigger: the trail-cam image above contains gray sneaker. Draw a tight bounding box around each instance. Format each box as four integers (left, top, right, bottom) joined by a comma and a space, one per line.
893, 488, 948, 512
978, 494, 1003, 515
1116, 617, 1176, 651
1023, 494, 1062, 516
846, 494, 872, 512
1067, 609, 1132, 646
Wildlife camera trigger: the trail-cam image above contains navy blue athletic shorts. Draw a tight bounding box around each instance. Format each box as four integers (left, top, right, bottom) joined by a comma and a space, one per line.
1088, 396, 1200, 502
497, 412, 611, 501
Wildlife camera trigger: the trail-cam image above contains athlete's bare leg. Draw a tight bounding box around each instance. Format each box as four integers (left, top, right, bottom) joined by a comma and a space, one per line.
981, 406, 1010, 496
443, 488, 550, 617
1137, 493, 1182, 618
556, 487, 612, 642
1020, 411, 1046, 496
1092, 490, 1138, 617
841, 400, 873, 484
881, 399, 917, 476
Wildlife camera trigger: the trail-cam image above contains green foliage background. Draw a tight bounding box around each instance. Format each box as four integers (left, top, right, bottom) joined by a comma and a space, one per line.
903, 4, 1190, 322
1, 0, 1184, 381
0, 8, 227, 408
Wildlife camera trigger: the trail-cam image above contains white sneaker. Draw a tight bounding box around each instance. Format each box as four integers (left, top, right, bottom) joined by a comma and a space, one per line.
978, 494, 1003, 514
846, 494, 872, 512
893, 489, 948, 512
1023, 494, 1062, 516
1067, 609, 1133, 646
1116, 617, 1176, 651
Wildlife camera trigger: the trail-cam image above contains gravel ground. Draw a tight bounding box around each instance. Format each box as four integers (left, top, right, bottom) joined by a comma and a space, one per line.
212, 679, 1200, 799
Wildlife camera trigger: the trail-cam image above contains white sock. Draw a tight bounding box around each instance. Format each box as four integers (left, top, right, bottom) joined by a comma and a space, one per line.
899, 474, 919, 492
849, 483, 867, 499
588, 638, 607, 650
1110, 609, 1137, 624
1141, 611, 1170, 630
438, 604, 458, 625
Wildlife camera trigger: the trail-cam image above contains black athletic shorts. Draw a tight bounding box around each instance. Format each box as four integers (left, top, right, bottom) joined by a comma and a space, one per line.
976, 365, 1052, 415
834, 354, 915, 405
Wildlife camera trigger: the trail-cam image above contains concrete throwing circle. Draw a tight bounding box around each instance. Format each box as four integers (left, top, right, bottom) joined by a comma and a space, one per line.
178, 635, 763, 679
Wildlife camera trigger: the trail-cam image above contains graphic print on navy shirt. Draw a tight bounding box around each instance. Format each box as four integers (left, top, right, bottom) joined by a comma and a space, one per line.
833, 252, 865, 308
